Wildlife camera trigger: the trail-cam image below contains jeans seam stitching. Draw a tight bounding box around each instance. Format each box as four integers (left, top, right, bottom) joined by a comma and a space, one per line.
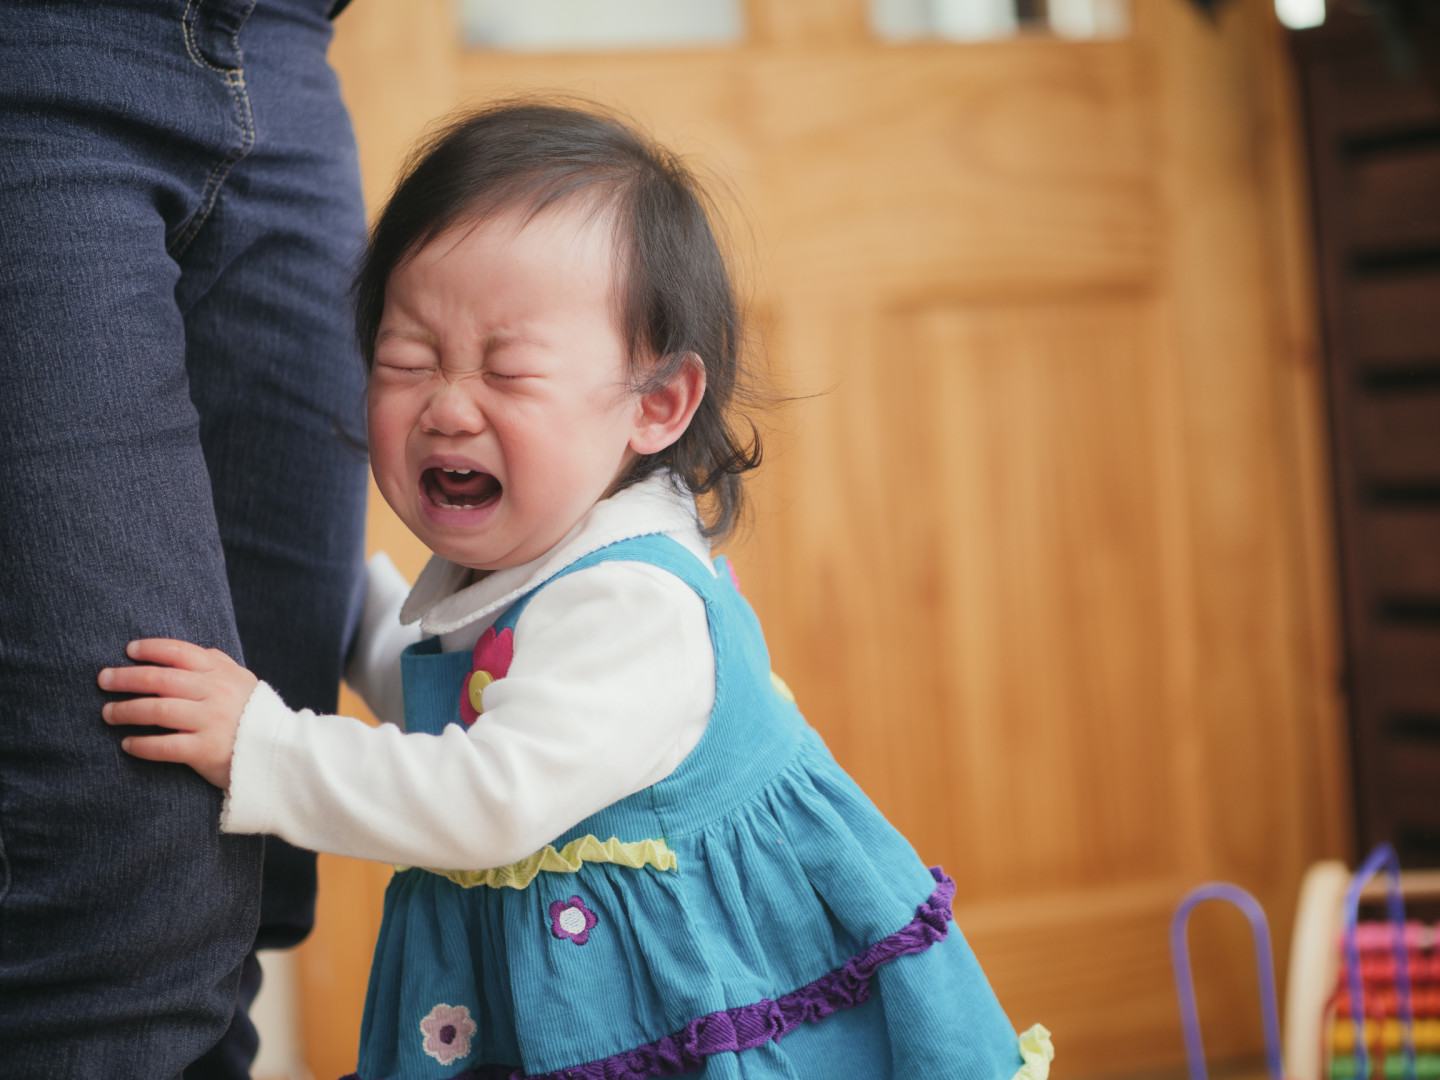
171, 0, 256, 257
182, 0, 227, 74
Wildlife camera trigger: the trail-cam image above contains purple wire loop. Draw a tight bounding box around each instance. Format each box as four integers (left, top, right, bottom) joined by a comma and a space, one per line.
1169, 883, 1285, 1080
1343, 843, 1417, 1080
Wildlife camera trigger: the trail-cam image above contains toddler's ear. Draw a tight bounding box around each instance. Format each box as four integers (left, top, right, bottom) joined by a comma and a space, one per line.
630, 353, 705, 456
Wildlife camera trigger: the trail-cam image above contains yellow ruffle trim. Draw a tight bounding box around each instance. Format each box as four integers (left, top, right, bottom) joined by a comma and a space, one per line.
1011, 1025, 1054, 1080
407, 835, 678, 890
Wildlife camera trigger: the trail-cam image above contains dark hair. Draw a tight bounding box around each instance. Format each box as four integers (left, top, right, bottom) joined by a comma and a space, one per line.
355, 99, 762, 540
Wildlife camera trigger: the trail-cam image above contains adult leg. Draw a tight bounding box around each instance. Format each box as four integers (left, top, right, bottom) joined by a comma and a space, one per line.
178, 0, 369, 740
177, 2, 370, 1073
0, 1, 302, 1074
0, 119, 261, 1080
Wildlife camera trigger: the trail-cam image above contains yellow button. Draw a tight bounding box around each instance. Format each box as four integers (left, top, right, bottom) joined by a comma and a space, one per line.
468, 669, 495, 714
770, 671, 796, 703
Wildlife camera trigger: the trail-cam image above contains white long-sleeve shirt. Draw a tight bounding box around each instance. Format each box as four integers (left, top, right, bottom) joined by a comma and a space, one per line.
221, 474, 716, 871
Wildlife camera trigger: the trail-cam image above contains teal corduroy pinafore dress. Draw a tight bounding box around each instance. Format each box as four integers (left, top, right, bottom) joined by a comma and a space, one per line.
349, 535, 1028, 1080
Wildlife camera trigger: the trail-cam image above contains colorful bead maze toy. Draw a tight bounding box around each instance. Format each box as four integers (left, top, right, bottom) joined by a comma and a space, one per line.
1308, 845, 1438, 1080
1173, 844, 1440, 1080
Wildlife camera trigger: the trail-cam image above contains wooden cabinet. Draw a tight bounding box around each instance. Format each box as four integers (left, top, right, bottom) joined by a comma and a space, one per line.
1293, 13, 1440, 869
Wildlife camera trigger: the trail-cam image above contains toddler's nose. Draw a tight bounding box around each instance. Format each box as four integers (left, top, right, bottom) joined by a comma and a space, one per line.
420, 380, 486, 437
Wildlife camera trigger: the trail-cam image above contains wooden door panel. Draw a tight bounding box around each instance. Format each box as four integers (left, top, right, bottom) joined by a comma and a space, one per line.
454, 45, 1157, 298
749, 47, 1155, 298
756, 297, 1180, 898
968, 893, 1271, 1065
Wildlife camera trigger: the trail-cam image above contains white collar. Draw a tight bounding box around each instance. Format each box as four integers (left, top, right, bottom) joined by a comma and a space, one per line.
401, 472, 712, 635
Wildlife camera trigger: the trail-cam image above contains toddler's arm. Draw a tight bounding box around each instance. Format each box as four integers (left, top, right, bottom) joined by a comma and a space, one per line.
344, 551, 422, 727
98, 550, 417, 785
99, 561, 712, 871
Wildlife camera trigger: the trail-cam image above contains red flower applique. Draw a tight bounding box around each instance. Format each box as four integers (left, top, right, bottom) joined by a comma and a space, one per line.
459, 626, 514, 727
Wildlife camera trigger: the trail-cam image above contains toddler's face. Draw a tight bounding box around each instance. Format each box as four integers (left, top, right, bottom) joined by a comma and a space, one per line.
367, 201, 645, 572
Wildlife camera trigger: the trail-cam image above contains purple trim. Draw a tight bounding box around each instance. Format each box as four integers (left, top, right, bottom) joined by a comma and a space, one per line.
382, 867, 955, 1080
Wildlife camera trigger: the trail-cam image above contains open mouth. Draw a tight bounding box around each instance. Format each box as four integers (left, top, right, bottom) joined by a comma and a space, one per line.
422, 467, 501, 511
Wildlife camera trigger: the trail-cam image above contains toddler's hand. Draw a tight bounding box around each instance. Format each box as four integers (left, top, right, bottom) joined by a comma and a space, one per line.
98, 639, 258, 790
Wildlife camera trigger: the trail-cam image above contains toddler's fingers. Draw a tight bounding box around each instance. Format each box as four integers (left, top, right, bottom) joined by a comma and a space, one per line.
124, 638, 227, 672
98, 663, 207, 700
120, 731, 204, 766
102, 695, 199, 731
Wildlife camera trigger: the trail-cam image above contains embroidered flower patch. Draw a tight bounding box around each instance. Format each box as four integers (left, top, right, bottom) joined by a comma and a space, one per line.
549, 896, 598, 945
459, 626, 514, 726
419, 1003, 476, 1066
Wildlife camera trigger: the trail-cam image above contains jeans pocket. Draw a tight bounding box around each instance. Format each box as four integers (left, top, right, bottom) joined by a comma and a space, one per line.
170, 0, 259, 257
182, 0, 258, 74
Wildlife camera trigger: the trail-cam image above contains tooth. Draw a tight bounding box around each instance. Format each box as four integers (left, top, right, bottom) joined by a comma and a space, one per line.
442, 467, 456, 473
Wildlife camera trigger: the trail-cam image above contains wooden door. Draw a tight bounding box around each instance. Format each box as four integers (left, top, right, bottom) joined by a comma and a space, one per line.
298, 2, 1350, 1075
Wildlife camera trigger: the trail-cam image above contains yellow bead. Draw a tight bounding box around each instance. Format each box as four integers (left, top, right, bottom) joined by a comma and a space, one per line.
468, 670, 495, 714
1331, 1021, 1355, 1052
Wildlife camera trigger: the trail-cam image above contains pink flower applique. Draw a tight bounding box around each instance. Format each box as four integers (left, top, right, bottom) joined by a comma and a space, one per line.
459, 625, 514, 727
724, 559, 742, 594
419, 1002, 477, 1066
549, 896, 598, 945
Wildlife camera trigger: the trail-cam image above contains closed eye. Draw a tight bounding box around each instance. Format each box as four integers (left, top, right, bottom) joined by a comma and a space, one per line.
374, 326, 439, 368
480, 333, 547, 382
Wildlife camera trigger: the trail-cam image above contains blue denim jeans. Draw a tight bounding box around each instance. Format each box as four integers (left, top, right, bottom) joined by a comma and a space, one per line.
0, 1, 369, 1075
